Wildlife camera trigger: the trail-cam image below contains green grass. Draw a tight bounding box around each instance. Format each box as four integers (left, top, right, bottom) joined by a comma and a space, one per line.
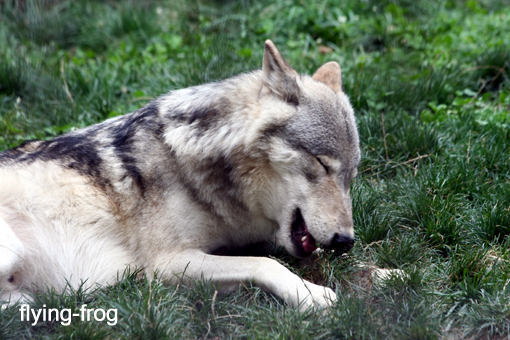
1, 0, 510, 338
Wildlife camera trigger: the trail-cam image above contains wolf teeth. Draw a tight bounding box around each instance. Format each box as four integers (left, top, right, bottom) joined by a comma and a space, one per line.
301, 236, 307, 242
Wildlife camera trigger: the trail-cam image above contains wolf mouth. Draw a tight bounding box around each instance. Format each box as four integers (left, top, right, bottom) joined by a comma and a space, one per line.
291, 208, 317, 256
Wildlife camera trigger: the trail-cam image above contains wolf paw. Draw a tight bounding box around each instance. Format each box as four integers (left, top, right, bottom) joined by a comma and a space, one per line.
0, 289, 32, 310
298, 282, 337, 312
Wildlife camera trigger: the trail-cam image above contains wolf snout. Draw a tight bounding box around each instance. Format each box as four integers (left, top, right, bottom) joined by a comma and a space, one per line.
328, 233, 354, 253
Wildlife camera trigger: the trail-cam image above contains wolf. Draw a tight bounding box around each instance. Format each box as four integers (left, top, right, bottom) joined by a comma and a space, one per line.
0, 40, 360, 311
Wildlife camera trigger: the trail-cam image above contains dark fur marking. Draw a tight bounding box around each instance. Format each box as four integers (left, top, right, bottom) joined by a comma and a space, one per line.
172, 106, 222, 130
188, 107, 220, 126
0, 133, 112, 191
261, 122, 282, 139
111, 102, 160, 195
285, 91, 299, 106
171, 106, 224, 141
199, 155, 246, 210
175, 153, 248, 221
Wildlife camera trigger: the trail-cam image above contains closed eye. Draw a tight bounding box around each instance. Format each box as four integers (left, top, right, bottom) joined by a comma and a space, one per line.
316, 157, 329, 174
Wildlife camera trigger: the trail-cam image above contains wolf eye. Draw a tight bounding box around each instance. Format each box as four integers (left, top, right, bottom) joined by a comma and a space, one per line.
316, 157, 329, 174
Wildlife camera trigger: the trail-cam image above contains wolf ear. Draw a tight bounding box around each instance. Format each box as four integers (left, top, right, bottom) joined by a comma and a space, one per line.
262, 40, 300, 106
312, 61, 342, 93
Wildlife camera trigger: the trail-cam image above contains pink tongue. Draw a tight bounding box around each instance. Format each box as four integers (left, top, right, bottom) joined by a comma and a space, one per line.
302, 232, 317, 253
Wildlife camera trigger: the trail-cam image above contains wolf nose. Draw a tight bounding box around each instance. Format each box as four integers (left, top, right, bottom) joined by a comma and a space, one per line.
329, 234, 354, 253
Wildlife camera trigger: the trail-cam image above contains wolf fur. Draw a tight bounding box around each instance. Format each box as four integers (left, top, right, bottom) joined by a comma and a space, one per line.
0, 41, 360, 311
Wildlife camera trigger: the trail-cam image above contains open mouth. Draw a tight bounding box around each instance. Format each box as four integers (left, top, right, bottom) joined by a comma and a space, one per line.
291, 208, 317, 256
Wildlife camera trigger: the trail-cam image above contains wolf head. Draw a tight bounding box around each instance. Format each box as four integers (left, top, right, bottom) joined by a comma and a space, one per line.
259, 40, 360, 258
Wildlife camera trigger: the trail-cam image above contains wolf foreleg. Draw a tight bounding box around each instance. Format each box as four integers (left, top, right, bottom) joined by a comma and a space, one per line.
155, 250, 336, 312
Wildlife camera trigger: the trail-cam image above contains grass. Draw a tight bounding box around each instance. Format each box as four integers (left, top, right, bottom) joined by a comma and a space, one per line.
1, 0, 509, 338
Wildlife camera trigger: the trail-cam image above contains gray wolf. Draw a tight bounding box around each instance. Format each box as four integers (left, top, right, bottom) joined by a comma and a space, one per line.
0, 40, 360, 311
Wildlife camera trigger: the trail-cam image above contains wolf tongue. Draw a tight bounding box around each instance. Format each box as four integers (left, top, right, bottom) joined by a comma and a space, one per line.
302, 232, 317, 253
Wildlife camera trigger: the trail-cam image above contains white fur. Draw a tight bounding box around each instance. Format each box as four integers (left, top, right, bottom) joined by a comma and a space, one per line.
0, 163, 134, 303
